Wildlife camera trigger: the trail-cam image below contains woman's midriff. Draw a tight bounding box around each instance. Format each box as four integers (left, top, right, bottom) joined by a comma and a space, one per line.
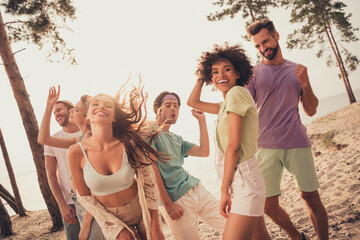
95, 180, 138, 207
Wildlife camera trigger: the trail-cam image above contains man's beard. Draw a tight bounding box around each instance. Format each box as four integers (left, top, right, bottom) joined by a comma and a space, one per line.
59, 116, 70, 127
261, 42, 279, 60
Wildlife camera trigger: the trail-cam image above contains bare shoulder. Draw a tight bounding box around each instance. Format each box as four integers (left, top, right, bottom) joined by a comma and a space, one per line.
68, 143, 83, 163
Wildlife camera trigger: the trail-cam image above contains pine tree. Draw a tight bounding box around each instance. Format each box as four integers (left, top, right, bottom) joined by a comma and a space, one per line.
0, 0, 76, 230
283, 0, 358, 103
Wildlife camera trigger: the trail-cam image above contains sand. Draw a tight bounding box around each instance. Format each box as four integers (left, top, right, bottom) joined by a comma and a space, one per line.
2, 102, 360, 239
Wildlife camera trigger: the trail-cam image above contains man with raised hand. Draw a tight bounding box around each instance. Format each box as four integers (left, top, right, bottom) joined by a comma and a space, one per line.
246, 18, 328, 240
151, 91, 226, 240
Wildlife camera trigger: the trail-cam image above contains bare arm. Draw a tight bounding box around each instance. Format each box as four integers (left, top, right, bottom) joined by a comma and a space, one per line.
79, 210, 92, 240
295, 65, 318, 116
38, 86, 78, 148
187, 81, 220, 114
45, 155, 77, 224
220, 112, 243, 218
149, 209, 165, 240
185, 109, 209, 157
151, 164, 184, 220
68, 145, 91, 197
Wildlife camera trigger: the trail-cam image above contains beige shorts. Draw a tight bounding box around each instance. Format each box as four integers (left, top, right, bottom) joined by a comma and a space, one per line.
229, 157, 266, 216
106, 195, 145, 236
160, 182, 226, 240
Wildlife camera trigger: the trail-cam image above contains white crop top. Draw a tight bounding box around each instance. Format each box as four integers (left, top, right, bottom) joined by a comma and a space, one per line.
78, 142, 135, 196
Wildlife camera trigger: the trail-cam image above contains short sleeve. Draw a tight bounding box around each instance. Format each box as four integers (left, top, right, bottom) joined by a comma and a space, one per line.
225, 86, 254, 117
245, 77, 256, 98
44, 145, 55, 157
182, 139, 196, 157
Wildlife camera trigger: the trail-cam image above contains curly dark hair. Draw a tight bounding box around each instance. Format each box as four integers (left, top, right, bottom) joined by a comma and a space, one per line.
195, 43, 253, 87
85, 83, 165, 168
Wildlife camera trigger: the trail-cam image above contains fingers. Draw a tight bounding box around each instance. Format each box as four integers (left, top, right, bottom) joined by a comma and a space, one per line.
294, 64, 306, 76
64, 213, 77, 224
220, 204, 228, 218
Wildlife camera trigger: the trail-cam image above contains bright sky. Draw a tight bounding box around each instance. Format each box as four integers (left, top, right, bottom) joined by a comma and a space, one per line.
0, 0, 359, 177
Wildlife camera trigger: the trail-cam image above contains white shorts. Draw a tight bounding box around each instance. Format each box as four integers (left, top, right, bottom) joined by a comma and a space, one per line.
229, 157, 266, 216
160, 182, 226, 240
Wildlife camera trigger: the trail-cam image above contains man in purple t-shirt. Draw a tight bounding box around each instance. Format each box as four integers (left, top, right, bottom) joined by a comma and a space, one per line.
246, 19, 328, 240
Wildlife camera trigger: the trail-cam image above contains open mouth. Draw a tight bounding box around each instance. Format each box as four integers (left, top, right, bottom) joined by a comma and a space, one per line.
264, 48, 272, 56
94, 111, 106, 117
217, 79, 229, 85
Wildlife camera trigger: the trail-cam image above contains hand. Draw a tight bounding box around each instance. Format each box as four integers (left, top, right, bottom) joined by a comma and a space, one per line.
220, 191, 232, 218
116, 228, 135, 240
164, 202, 184, 220
191, 109, 205, 120
59, 203, 77, 224
151, 227, 165, 240
294, 64, 310, 87
47, 85, 61, 108
78, 225, 90, 240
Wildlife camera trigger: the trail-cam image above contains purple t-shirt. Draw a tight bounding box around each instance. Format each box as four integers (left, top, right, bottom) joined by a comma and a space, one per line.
246, 60, 311, 149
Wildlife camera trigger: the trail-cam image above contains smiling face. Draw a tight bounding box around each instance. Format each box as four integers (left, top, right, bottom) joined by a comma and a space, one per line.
251, 28, 280, 62
87, 95, 115, 125
157, 98, 179, 125
211, 59, 240, 96
53, 103, 71, 127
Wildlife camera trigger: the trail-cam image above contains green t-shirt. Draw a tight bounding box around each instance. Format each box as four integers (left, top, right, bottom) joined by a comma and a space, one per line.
216, 86, 259, 163
152, 130, 199, 202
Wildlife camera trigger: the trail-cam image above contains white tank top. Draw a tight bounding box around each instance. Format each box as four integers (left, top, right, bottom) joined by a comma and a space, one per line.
78, 142, 135, 196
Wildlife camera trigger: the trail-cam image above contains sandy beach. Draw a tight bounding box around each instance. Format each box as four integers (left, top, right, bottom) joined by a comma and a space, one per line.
3, 101, 360, 239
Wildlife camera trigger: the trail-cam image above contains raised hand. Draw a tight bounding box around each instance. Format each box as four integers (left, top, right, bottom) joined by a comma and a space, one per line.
191, 109, 205, 120
47, 85, 61, 108
294, 64, 310, 87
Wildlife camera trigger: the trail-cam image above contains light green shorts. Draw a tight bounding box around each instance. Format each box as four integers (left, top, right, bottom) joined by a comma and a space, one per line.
256, 147, 320, 198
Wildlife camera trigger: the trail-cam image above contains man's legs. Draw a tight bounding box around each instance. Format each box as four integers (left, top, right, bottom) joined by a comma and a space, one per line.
300, 190, 328, 240
62, 204, 80, 240
257, 148, 302, 239
265, 196, 302, 240
160, 187, 200, 240
195, 182, 226, 233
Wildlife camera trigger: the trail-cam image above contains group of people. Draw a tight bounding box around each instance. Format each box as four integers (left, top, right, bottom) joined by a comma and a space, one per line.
38, 18, 329, 240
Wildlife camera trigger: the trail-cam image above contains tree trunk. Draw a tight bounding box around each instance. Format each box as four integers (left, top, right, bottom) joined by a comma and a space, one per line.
327, 22, 356, 103
0, 197, 13, 236
0, 184, 19, 214
0, 128, 26, 216
0, 11, 63, 229
323, 20, 356, 104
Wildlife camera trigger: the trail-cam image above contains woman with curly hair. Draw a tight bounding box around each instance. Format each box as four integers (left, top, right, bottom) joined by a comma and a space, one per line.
188, 43, 270, 239
67, 84, 165, 240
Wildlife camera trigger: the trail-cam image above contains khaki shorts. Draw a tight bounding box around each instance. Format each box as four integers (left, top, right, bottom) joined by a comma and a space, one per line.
257, 147, 320, 197
229, 157, 266, 216
106, 195, 145, 236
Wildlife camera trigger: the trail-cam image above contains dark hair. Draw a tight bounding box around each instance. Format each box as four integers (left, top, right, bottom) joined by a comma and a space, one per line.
246, 18, 276, 37
196, 43, 253, 87
86, 84, 164, 168
153, 91, 181, 114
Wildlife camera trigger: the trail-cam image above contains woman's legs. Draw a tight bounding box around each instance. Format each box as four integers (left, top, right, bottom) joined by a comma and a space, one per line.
223, 214, 260, 240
